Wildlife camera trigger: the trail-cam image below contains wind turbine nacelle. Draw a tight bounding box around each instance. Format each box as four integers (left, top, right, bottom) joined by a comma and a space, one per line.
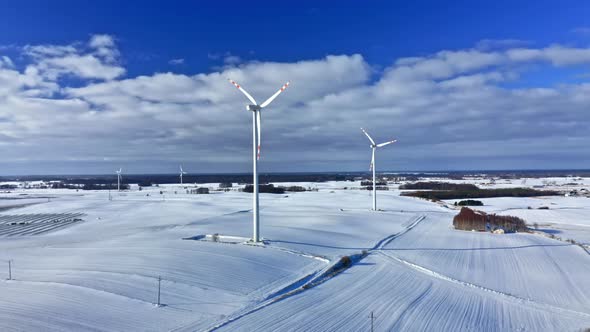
247, 105, 261, 111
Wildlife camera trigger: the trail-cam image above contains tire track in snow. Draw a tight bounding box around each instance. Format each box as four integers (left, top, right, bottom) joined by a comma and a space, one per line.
173, 251, 337, 332
376, 251, 590, 319
372, 214, 426, 250
179, 214, 427, 332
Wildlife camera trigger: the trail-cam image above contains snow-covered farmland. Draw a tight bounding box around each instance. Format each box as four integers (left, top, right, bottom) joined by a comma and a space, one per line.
0, 182, 589, 331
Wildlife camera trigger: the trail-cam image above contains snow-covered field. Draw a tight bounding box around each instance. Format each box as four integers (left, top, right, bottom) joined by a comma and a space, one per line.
1, 179, 589, 331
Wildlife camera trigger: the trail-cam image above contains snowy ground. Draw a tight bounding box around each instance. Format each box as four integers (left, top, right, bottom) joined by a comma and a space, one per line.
0, 180, 589, 331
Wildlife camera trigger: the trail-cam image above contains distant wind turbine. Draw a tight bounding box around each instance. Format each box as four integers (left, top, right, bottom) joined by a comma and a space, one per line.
361, 128, 396, 211
179, 165, 187, 185
228, 79, 290, 242
116, 168, 122, 192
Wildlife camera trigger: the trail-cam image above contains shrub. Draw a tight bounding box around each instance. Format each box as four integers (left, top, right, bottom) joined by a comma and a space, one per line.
365, 186, 389, 191
284, 186, 307, 192
457, 200, 483, 206
339, 256, 352, 268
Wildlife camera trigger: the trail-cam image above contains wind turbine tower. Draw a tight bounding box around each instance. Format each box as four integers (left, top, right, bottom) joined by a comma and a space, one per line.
228, 79, 290, 242
361, 128, 396, 211
179, 165, 187, 185
116, 168, 122, 192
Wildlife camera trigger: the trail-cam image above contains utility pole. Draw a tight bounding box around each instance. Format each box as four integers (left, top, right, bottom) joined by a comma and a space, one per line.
8, 260, 12, 280
157, 276, 161, 306
369, 311, 376, 332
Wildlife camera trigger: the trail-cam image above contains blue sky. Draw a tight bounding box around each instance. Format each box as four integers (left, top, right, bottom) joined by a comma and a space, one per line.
3, 1, 589, 78
0, 1, 590, 175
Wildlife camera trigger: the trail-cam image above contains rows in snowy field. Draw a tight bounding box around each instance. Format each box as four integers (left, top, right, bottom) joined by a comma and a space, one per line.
0, 213, 85, 237
383, 214, 590, 314
216, 253, 590, 332
215, 213, 590, 331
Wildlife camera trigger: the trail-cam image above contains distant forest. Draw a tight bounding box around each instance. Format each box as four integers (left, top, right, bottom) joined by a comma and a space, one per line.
402, 187, 559, 200
0, 173, 362, 185
2, 169, 590, 185
399, 182, 478, 191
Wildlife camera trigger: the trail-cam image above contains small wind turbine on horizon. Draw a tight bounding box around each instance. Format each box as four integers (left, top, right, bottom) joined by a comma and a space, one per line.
228, 78, 290, 242
361, 128, 396, 211
179, 165, 187, 185
116, 168, 122, 192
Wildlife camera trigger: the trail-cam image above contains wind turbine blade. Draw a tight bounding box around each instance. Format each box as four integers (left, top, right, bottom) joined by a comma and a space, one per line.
361, 128, 375, 145
260, 82, 290, 108
228, 79, 257, 105
377, 140, 397, 147
256, 111, 261, 160
370, 149, 375, 171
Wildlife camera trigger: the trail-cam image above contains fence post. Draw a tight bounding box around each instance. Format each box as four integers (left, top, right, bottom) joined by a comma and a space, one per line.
157, 275, 161, 306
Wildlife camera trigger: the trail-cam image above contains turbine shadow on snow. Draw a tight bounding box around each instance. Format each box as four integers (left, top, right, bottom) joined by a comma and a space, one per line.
269, 239, 368, 251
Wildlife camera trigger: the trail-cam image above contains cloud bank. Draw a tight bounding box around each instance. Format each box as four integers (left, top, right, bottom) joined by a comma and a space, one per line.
0, 35, 589, 174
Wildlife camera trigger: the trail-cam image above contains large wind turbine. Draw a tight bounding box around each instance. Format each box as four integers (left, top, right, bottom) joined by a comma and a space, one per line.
179, 165, 187, 185
361, 128, 396, 211
228, 79, 290, 242
116, 168, 122, 192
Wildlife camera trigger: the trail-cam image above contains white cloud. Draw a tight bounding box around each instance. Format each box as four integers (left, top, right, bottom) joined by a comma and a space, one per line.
224, 55, 242, 65
1, 37, 590, 173
572, 27, 590, 35
169, 58, 185, 65
21, 35, 124, 81
208, 52, 244, 66
0, 56, 14, 68
37, 54, 125, 80
23, 44, 78, 58
475, 39, 531, 51
89, 34, 119, 62
89, 34, 115, 49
